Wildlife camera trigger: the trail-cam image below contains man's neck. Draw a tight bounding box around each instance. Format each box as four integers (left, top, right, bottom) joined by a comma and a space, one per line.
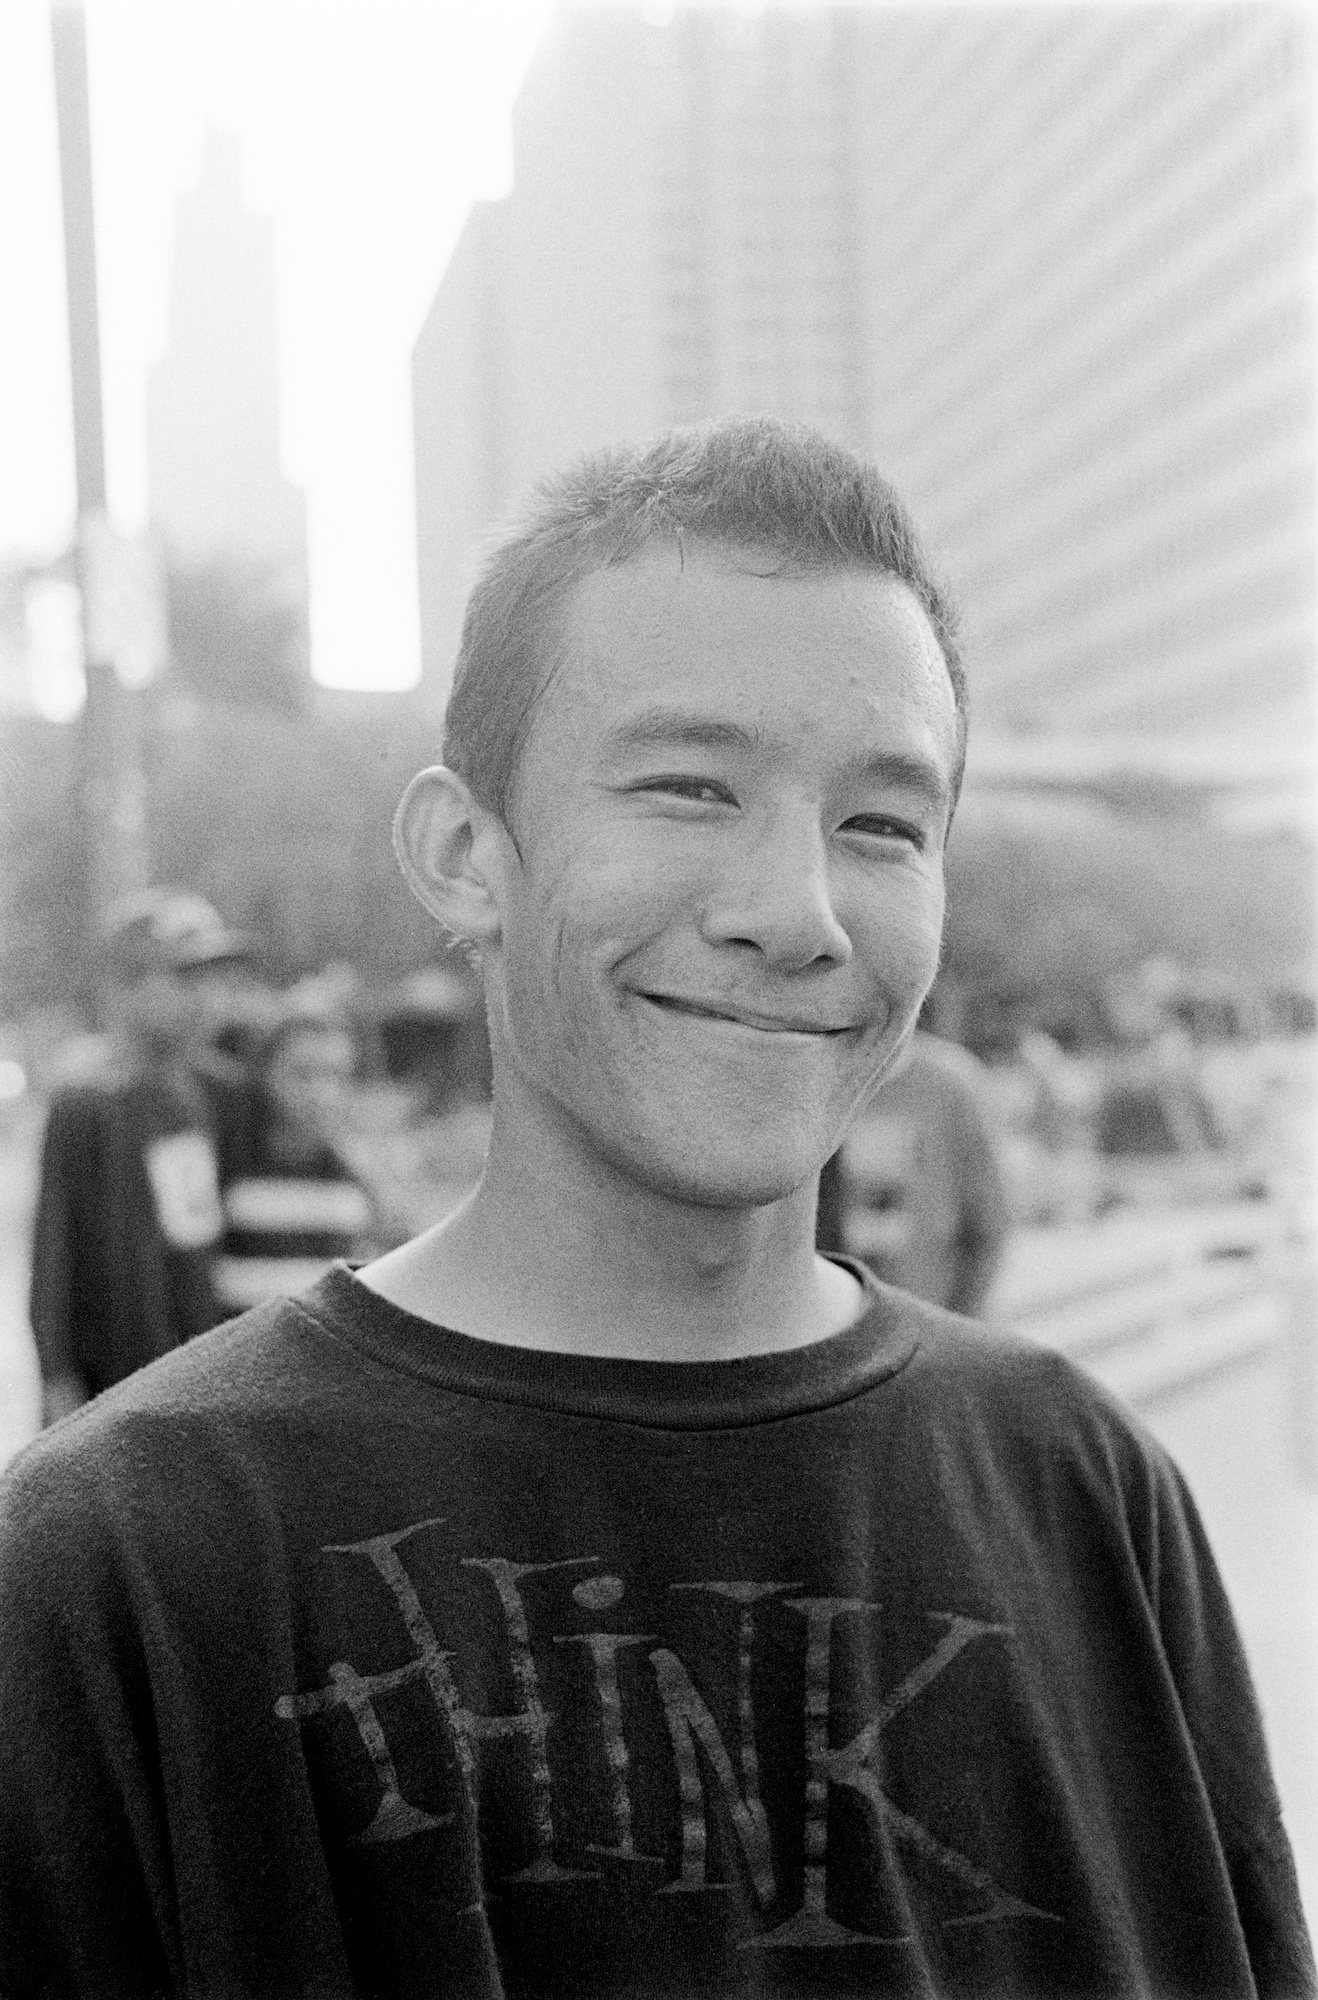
358, 1094, 864, 1362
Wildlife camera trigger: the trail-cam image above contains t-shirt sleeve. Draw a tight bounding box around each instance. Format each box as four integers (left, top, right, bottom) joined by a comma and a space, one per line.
1145, 1451, 1317, 1997
0, 1452, 174, 1996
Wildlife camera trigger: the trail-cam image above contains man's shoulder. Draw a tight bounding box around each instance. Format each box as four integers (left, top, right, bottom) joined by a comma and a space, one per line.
0, 1300, 336, 1709
891, 1291, 1170, 1481
1, 1293, 331, 1531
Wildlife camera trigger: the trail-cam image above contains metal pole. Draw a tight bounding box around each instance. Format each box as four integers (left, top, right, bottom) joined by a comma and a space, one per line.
50, 3, 105, 521
50, 1, 143, 1016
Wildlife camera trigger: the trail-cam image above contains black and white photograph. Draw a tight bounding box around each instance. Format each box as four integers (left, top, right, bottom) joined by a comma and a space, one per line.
0, 1, 1313, 1991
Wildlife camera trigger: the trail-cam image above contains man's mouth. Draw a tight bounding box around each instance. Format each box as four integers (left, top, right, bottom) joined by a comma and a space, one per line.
639, 994, 854, 1036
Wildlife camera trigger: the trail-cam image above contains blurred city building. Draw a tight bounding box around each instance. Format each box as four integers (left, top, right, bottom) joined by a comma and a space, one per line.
3, 5, 1312, 1038
147, 129, 310, 700
414, 4, 1314, 799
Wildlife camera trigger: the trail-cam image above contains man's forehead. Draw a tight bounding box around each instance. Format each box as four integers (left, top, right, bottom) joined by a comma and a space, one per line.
554, 548, 956, 744
564, 547, 940, 673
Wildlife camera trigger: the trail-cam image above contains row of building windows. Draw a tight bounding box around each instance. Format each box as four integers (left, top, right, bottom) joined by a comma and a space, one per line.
948, 365, 1311, 588
881, 210, 1309, 510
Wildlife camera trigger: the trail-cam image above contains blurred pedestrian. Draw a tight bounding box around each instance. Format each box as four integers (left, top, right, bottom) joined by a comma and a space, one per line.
28, 889, 252, 1421
818, 1027, 1009, 1315
212, 1006, 382, 1315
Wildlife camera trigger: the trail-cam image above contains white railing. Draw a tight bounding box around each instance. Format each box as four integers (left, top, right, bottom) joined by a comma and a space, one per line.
994, 1200, 1313, 1427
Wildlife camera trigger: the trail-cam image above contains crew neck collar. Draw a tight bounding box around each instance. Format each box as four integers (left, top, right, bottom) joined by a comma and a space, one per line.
294, 1261, 921, 1431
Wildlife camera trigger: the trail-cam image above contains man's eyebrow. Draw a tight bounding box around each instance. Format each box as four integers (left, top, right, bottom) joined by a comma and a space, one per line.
599, 707, 762, 758
851, 749, 952, 813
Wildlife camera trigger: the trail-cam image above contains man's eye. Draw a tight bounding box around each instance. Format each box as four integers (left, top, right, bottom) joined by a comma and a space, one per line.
637, 777, 735, 805
841, 815, 926, 850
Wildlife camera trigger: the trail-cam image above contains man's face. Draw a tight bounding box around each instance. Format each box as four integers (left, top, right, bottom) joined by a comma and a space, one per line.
484, 542, 959, 1208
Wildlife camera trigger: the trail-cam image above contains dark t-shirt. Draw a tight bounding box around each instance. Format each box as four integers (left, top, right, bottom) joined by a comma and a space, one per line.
0, 1265, 1311, 1997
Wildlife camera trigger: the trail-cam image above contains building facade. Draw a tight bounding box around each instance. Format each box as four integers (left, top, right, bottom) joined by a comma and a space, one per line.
412, 5, 1313, 773
147, 130, 309, 684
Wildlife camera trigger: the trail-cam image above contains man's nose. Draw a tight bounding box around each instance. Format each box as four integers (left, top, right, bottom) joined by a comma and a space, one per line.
700, 811, 852, 970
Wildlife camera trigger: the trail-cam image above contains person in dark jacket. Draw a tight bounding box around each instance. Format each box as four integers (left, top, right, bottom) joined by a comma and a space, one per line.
29, 888, 255, 1422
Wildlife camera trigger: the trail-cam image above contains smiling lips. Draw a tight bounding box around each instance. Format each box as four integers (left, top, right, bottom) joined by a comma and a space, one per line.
641, 993, 854, 1036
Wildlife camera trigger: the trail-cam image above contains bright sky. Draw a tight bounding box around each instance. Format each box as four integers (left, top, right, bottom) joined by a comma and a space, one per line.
1, 0, 1184, 700
0, 0, 556, 691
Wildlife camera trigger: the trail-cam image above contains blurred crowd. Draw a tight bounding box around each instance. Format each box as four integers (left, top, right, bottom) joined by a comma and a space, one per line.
12, 891, 493, 1423
2, 887, 1311, 1427
975, 963, 1313, 1232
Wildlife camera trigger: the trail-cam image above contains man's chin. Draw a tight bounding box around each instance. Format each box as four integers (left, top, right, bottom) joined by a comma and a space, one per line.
605, 1133, 828, 1215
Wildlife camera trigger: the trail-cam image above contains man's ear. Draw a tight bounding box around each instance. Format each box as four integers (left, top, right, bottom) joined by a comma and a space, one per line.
393, 767, 504, 946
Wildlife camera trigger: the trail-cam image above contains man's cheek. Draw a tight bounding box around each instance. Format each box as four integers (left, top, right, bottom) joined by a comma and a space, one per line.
862, 884, 944, 990
503, 913, 599, 1070
910, 873, 947, 959
917, 899, 947, 985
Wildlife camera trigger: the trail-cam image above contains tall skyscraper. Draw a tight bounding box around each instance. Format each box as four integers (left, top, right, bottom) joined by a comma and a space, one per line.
412, 6, 1313, 769
147, 130, 309, 688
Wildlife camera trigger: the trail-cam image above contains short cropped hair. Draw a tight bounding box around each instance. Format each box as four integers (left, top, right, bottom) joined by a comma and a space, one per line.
442, 416, 967, 826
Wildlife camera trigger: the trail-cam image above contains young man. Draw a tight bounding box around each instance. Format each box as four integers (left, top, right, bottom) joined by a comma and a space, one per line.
0, 420, 1311, 1997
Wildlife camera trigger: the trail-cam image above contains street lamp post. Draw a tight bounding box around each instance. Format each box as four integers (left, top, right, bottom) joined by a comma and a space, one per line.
50, 0, 147, 1018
